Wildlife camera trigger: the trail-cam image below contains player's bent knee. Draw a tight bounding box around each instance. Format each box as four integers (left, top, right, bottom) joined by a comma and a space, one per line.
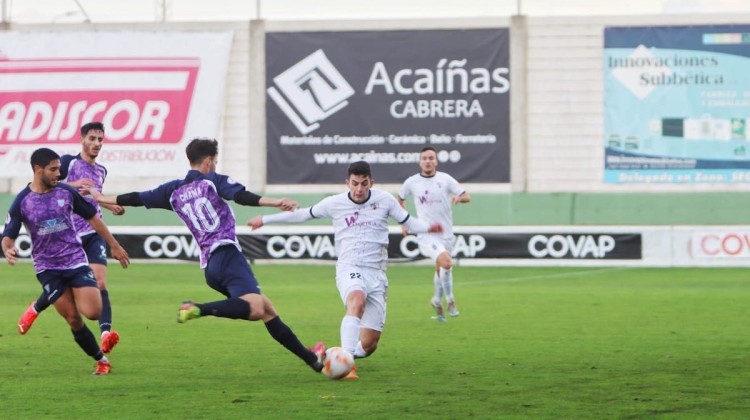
80, 307, 101, 321
345, 290, 367, 314
438, 254, 453, 270
362, 341, 378, 356
243, 294, 269, 321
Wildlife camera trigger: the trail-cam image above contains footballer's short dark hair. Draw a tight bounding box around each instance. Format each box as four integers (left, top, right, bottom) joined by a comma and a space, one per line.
30, 148, 60, 170
81, 121, 105, 137
348, 160, 372, 178
420, 146, 437, 154
186, 138, 219, 165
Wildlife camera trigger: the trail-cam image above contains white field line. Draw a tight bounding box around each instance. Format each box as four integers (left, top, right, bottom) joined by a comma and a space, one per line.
458, 266, 635, 286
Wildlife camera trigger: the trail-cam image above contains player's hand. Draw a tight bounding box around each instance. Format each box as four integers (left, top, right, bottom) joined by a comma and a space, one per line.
111, 244, 130, 268
451, 195, 462, 205
401, 226, 409, 236
247, 216, 264, 230
83, 187, 105, 202
277, 198, 298, 211
68, 179, 94, 188
427, 222, 443, 234
109, 205, 126, 216
3, 246, 18, 265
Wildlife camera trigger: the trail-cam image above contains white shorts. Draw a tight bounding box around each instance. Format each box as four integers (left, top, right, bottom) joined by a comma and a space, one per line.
418, 234, 453, 262
336, 265, 388, 332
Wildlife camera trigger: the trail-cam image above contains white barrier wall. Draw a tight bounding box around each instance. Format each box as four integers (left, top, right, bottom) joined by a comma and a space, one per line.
9, 225, 747, 267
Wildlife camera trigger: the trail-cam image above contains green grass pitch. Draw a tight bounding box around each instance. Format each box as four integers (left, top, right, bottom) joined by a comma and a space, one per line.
1, 262, 749, 418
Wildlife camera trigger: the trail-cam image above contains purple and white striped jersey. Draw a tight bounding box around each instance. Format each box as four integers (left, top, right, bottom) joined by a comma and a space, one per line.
59, 154, 107, 236
3, 183, 96, 273
138, 170, 245, 268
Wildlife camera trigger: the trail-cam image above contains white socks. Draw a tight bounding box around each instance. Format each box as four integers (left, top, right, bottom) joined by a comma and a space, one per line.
353, 341, 367, 358
340, 315, 361, 355
440, 267, 454, 302
433, 272, 444, 303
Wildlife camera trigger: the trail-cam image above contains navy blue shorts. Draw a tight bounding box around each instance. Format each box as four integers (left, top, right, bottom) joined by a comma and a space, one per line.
81, 233, 108, 265
37, 265, 97, 304
204, 245, 261, 298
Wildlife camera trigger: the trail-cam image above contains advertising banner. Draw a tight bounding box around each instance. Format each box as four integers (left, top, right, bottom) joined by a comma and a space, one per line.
687, 229, 750, 259
604, 25, 750, 184
266, 29, 510, 184
6, 228, 638, 263
0, 31, 233, 177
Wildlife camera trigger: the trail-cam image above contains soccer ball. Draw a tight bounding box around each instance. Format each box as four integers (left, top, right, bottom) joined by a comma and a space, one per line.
321, 347, 355, 379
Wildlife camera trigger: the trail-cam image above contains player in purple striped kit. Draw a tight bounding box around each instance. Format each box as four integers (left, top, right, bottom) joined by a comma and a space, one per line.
2, 147, 130, 375
86, 138, 327, 373
17, 122, 124, 355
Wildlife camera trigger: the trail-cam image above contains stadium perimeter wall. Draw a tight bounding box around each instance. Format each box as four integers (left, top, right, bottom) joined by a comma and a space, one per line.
3, 15, 750, 266
3, 192, 750, 226
3, 14, 750, 196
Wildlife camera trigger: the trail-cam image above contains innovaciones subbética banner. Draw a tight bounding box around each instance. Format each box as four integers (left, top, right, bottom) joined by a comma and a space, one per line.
604, 25, 750, 184
265, 29, 510, 184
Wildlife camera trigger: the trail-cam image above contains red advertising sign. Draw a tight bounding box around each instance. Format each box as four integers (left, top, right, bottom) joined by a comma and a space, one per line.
0, 31, 231, 177
0, 57, 199, 145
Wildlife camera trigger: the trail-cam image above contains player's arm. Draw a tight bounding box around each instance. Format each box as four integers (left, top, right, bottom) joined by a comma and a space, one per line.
397, 182, 413, 235
234, 190, 298, 211
2, 236, 18, 265
2, 199, 24, 265
101, 202, 126, 216
65, 178, 94, 189
396, 196, 410, 236
452, 191, 471, 205
248, 208, 314, 230
72, 186, 130, 268
86, 216, 130, 269
389, 193, 440, 234
401, 215, 442, 234
86, 187, 145, 207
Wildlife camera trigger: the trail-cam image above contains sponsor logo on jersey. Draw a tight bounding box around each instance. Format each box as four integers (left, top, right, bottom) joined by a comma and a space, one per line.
344, 211, 360, 227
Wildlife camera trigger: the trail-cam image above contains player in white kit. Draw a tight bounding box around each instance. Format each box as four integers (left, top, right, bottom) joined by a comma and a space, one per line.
398, 146, 471, 322
248, 161, 442, 379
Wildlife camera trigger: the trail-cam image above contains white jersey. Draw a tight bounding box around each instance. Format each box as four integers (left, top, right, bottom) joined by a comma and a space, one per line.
311, 188, 410, 271
399, 171, 464, 240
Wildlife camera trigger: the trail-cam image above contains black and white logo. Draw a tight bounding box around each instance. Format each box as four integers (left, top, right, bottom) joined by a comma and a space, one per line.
267, 49, 355, 134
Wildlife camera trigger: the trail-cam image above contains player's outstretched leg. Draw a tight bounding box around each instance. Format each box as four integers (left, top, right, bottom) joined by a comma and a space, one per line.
19, 291, 53, 334
310, 341, 327, 372
177, 301, 202, 323
178, 298, 254, 323
98, 289, 120, 353
101, 330, 120, 353
266, 316, 325, 373
93, 358, 112, 375
71, 324, 111, 375
18, 301, 40, 334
